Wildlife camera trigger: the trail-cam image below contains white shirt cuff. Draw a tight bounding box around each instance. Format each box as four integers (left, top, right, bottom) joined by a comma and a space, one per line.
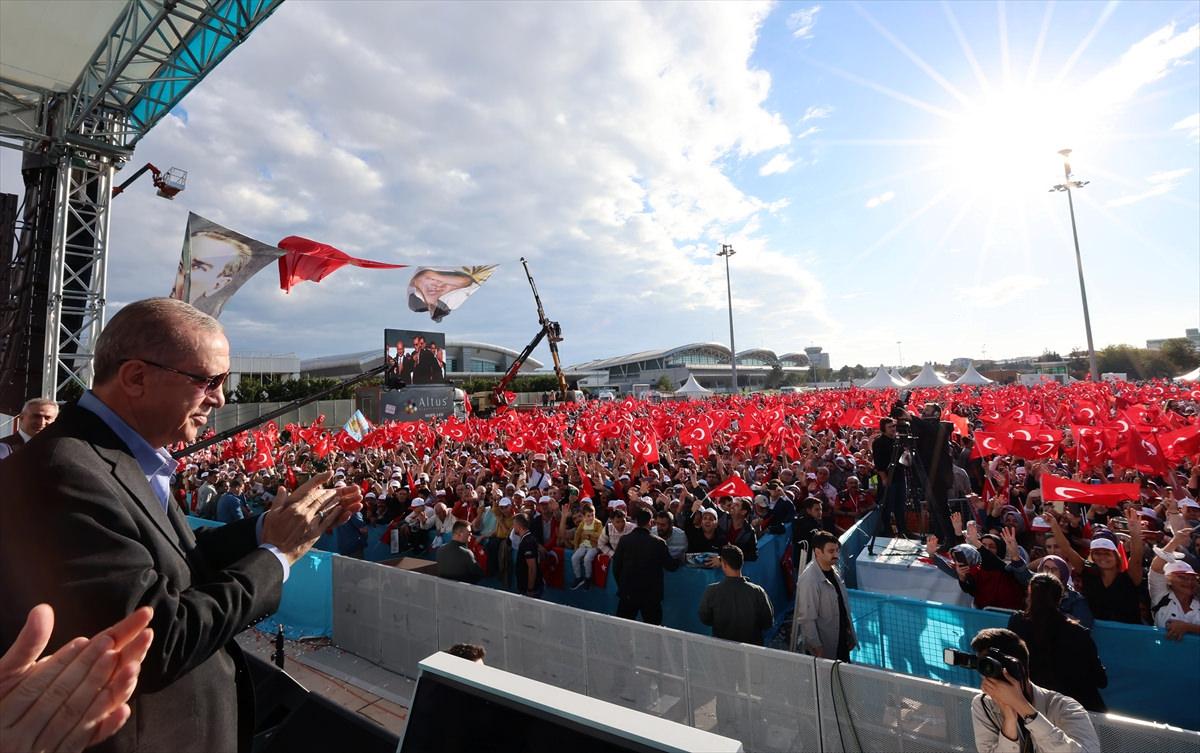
259, 544, 291, 583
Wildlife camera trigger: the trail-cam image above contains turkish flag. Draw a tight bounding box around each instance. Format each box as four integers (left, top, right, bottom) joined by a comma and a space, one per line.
277, 236, 406, 293
577, 465, 596, 500
630, 432, 659, 469
1158, 424, 1200, 462
708, 474, 754, 499
971, 432, 1011, 458
1041, 476, 1141, 507
1113, 432, 1170, 475
946, 414, 971, 438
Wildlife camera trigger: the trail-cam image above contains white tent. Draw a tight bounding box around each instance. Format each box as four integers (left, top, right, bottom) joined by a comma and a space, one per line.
908, 362, 952, 387
859, 365, 907, 389
675, 375, 714, 400
889, 368, 910, 386
954, 362, 994, 385
1176, 366, 1200, 382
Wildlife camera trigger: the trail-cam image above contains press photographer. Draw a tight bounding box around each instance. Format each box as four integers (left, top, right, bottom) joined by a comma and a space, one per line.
958, 628, 1100, 753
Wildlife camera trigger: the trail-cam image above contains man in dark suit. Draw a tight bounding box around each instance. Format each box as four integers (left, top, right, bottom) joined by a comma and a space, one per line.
0, 297, 362, 753
0, 397, 58, 461
611, 507, 680, 625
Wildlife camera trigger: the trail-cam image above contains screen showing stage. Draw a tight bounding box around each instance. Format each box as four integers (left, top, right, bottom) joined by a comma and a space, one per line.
384, 328, 446, 388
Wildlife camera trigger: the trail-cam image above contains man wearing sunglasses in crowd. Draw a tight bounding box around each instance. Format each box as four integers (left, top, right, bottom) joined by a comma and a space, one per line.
0, 297, 363, 753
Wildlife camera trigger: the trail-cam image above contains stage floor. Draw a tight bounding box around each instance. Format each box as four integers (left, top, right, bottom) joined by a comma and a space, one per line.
854, 537, 973, 608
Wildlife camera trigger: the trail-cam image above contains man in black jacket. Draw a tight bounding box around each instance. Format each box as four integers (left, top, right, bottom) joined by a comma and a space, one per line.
698, 545, 774, 645
0, 397, 58, 461
0, 298, 363, 753
436, 521, 484, 583
612, 507, 680, 625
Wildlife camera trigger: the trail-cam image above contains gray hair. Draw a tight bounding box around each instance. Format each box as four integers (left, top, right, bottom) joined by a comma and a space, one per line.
20, 397, 58, 415
93, 298, 223, 385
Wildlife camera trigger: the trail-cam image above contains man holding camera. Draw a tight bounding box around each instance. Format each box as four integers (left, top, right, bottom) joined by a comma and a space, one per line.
967, 628, 1099, 753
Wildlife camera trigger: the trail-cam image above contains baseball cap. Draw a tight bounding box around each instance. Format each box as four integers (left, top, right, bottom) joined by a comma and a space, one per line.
1180, 498, 1200, 510
532, 453, 547, 461
700, 507, 719, 519
538, 495, 553, 504
1031, 516, 1051, 532
1089, 538, 1118, 553
388, 480, 401, 488
411, 498, 426, 507
1164, 561, 1196, 577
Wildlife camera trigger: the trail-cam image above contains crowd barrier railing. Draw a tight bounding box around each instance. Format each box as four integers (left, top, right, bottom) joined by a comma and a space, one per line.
331, 555, 1200, 752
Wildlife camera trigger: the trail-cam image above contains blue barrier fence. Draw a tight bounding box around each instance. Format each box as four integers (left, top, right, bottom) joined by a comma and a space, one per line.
186, 516, 333, 640
847, 577, 1200, 730
190, 512, 1199, 729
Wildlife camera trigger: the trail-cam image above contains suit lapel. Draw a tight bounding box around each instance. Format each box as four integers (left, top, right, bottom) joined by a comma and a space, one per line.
95, 443, 190, 561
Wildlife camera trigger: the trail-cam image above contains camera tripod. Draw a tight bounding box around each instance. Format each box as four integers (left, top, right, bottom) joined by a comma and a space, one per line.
867, 434, 927, 557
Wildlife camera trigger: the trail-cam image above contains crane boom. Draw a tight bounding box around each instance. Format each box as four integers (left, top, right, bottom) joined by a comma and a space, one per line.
488, 258, 568, 411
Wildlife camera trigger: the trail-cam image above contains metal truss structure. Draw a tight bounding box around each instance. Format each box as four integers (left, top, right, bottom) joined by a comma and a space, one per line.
0, 0, 283, 412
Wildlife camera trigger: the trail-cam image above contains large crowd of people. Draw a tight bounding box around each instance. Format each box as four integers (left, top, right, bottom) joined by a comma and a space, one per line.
2, 297, 1198, 751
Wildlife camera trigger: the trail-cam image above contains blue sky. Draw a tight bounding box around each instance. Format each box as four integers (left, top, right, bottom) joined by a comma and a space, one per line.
2, 1, 1195, 369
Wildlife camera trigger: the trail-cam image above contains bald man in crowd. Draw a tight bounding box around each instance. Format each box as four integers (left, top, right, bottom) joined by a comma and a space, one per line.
0, 396, 58, 461
0, 297, 363, 753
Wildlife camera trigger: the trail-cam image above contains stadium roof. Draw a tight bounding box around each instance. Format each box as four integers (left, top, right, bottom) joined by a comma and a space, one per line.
567, 342, 732, 371
301, 341, 544, 374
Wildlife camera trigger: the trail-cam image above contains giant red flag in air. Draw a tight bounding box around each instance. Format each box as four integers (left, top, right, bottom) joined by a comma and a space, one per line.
277, 236, 406, 293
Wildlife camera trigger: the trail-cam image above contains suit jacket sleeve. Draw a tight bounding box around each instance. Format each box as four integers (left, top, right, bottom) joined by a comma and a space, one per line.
13, 458, 283, 695
698, 586, 714, 626
192, 515, 261, 571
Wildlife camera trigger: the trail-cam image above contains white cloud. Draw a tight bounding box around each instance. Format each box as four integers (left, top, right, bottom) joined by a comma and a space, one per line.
1107, 167, 1192, 207
79, 1, 824, 363
801, 104, 833, 122
787, 6, 821, 40
956, 275, 1048, 307
1080, 23, 1200, 112
1147, 168, 1193, 184
759, 153, 796, 176
864, 190, 895, 208
795, 125, 821, 139
1173, 112, 1200, 142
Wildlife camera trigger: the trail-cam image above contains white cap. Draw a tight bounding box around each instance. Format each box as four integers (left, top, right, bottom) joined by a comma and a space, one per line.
1089, 538, 1118, 553
365, 492, 377, 499
388, 480, 401, 488
1031, 516, 1051, 532
335, 468, 346, 476
1139, 507, 1160, 520
1164, 561, 1196, 576
334, 480, 347, 488
499, 498, 512, 507
538, 495, 552, 504
411, 498, 426, 507
700, 507, 719, 519
1180, 498, 1200, 510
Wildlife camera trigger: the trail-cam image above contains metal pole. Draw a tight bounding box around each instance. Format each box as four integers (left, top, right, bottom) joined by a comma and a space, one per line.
1052, 149, 1099, 382
719, 245, 737, 392
1064, 187, 1099, 381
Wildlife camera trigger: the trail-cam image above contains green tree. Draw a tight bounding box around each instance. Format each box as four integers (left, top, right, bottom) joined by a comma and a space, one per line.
763, 365, 784, 390
655, 375, 676, 393
1160, 338, 1200, 373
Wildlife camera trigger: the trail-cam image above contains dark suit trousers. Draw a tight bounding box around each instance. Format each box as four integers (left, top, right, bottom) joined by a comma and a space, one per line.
617, 596, 663, 626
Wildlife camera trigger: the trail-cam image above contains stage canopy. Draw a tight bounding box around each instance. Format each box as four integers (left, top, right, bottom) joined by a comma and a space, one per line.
907, 363, 952, 387
954, 362, 994, 385
860, 366, 907, 389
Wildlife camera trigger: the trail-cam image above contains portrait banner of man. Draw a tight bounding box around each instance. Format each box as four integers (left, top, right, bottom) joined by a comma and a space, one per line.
169, 213, 284, 318
406, 265, 497, 322
384, 328, 447, 388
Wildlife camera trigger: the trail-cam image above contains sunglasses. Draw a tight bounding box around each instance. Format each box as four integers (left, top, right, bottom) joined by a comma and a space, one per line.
122, 358, 228, 392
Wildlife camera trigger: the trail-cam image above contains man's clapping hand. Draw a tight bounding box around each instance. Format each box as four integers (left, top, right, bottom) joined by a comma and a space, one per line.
0, 605, 153, 753
261, 470, 363, 564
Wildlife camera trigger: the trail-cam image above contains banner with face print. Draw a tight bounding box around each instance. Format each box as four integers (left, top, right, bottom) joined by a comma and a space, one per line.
169, 213, 283, 318
406, 265, 497, 322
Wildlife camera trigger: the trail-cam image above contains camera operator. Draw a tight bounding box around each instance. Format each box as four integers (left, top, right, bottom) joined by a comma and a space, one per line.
871, 417, 909, 538
968, 628, 1100, 753
907, 401, 957, 546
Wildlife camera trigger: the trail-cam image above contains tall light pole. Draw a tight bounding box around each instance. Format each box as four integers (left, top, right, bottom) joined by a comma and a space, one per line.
1050, 148, 1099, 382
718, 244, 738, 393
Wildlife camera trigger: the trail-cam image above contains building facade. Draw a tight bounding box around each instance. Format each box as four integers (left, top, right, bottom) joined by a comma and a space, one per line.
1147, 328, 1200, 352
568, 343, 817, 393
301, 341, 544, 381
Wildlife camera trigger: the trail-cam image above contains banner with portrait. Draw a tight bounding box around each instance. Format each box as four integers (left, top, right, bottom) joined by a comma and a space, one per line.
406, 265, 497, 322
384, 328, 447, 388
169, 213, 283, 318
